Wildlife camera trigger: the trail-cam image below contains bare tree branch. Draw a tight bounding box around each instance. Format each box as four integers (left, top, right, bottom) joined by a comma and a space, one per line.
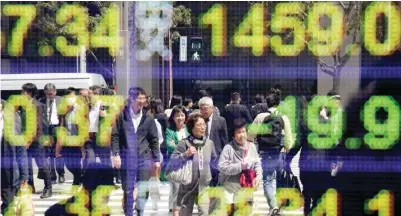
87, 48, 113, 74
318, 59, 336, 76
338, 1, 346, 10
339, 28, 360, 68
339, 3, 361, 68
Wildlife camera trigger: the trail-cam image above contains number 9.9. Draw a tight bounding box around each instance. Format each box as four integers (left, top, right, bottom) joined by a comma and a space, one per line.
362, 96, 400, 150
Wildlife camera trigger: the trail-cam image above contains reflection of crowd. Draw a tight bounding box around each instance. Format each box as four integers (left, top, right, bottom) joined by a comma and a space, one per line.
2, 81, 401, 216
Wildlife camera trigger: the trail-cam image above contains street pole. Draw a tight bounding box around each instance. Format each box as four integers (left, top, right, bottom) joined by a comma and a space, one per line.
169, 29, 173, 103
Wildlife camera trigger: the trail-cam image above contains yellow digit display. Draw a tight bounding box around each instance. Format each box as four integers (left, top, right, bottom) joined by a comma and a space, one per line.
362, 96, 400, 150
310, 189, 339, 216
66, 186, 90, 216
90, 3, 122, 56
271, 3, 306, 56
96, 95, 124, 147
2, 4, 36, 56
201, 187, 226, 216
199, 4, 227, 56
235, 188, 256, 215
56, 95, 89, 147
364, 2, 401, 56
3, 95, 37, 146
307, 3, 343, 56
276, 188, 304, 211
365, 190, 394, 216
55, 4, 89, 56
232, 3, 268, 56
91, 185, 115, 216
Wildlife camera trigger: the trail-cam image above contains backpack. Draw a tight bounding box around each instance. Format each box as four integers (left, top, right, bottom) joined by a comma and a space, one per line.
256, 110, 284, 151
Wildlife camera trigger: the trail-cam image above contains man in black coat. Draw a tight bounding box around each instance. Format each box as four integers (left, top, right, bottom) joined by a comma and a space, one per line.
199, 97, 228, 156
222, 92, 253, 141
21, 83, 53, 198
111, 87, 160, 216
250, 94, 268, 119
1, 99, 29, 214
199, 96, 228, 187
39, 83, 65, 184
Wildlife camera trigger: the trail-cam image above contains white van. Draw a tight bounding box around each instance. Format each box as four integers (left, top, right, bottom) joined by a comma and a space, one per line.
0, 73, 107, 100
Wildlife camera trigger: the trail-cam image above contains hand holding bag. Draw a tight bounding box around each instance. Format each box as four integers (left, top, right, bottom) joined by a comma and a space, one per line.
239, 145, 257, 188
165, 141, 193, 185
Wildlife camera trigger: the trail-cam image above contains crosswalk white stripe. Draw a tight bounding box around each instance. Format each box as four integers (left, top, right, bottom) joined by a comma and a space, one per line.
31, 182, 303, 215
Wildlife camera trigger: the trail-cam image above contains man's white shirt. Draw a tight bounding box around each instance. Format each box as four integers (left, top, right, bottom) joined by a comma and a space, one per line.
47, 98, 59, 125
130, 108, 143, 133
89, 100, 102, 133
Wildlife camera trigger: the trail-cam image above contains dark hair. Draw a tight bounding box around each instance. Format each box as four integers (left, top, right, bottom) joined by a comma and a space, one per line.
186, 113, 205, 136
266, 90, 281, 108
206, 87, 213, 97
183, 98, 193, 107
150, 98, 164, 114
327, 89, 340, 97
255, 94, 265, 104
65, 87, 76, 95
44, 83, 57, 91
269, 86, 282, 97
22, 83, 38, 97
198, 90, 209, 98
90, 85, 103, 95
273, 84, 282, 91
170, 95, 183, 108
231, 92, 241, 102
129, 87, 146, 99
231, 118, 247, 136
168, 105, 188, 128
103, 88, 115, 96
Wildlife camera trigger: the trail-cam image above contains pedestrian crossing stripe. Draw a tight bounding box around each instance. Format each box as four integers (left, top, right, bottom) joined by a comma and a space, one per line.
30, 181, 303, 215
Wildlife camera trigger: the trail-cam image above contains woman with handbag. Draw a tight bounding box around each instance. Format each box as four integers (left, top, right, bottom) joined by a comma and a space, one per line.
165, 105, 189, 216
168, 113, 218, 216
218, 118, 262, 216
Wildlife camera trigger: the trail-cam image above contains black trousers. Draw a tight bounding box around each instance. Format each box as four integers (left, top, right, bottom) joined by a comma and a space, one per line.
1, 186, 18, 214
82, 135, 113, 190
27, 142, 52, 189
300, 170, 335, 216
47, 125, 65, 180
121, 152, 152, 216
58, 147, 82, 185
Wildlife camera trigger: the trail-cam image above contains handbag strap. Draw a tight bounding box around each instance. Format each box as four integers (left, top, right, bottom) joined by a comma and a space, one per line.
242, 142, 250, 161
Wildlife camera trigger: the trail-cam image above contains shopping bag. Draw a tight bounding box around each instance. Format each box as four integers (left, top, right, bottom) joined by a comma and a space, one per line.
165, 159, 192, 185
